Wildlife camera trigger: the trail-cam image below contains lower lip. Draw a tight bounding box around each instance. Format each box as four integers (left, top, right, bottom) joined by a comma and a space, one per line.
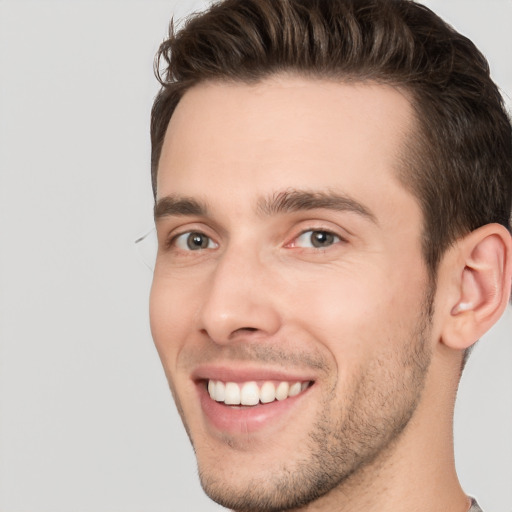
197, 382, 311, 434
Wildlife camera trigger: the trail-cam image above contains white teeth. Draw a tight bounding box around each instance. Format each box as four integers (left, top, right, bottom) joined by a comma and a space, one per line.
289, 382, 302, 397
240, 382, 260, 406
214, 381, 225, 402
275, 381, 289, 401
224, 382, 241, 405
260, 381, 276, 403
207, 379, 310, 406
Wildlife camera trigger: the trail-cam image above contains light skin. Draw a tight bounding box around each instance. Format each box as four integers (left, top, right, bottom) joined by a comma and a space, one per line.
150, 76, 512, 512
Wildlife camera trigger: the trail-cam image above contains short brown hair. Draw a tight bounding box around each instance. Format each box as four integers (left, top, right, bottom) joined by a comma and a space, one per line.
151, 0, 512, 277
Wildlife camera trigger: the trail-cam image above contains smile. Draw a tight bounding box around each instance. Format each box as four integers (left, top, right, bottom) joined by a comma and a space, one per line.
207, 379, 311, 406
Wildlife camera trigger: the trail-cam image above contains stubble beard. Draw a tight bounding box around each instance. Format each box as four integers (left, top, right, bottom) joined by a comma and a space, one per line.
194, 296, 434, 512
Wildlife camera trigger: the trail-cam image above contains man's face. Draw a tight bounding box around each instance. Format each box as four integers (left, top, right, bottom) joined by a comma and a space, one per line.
150, 77, 434, 511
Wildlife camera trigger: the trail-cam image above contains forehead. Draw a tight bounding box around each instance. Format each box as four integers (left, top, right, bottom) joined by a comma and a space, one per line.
157, 76, 416, 216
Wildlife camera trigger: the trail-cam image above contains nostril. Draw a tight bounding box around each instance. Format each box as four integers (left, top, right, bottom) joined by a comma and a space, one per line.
200, 326, 258, 342
224, 326, 260, 341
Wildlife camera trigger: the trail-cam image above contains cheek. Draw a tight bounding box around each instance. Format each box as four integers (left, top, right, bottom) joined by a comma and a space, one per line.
149, 273, 199, 367
284, 263, 427, 359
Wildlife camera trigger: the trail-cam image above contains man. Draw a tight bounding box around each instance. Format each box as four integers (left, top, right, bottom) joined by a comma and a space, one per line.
148, 0, 512, 511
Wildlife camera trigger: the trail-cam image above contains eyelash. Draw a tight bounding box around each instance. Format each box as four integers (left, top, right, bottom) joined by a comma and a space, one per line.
166, 227, 345, 253
290, 229, 343, 249
171, 231, 218, 251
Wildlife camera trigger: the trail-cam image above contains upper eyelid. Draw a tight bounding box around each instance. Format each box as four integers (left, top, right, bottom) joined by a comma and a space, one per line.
157, 220, 214, 238
157, 217, 225, 240
170, 229, 216, 244
289, 223, 350, 243
297, 227, 342, 237
289, 228, 345, 248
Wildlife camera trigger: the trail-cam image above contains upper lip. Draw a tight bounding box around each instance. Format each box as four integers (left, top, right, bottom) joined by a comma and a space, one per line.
192, 364, 316, 384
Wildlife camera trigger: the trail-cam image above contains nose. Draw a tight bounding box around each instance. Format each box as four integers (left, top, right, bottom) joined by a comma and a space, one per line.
197, 244, 281, 344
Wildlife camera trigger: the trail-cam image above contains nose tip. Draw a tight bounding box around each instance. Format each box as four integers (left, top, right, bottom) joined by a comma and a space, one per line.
199, 296, 281, 345
197, 256, 281, 345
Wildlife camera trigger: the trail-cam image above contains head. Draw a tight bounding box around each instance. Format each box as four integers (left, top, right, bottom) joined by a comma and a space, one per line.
149, 1, 512, 511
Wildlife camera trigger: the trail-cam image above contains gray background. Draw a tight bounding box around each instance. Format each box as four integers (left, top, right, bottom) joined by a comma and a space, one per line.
0, 1, 510, 511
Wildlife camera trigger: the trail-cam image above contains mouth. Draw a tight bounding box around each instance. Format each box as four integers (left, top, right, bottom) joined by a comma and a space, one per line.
193, 370, 315, 434
207, 379, 312, 406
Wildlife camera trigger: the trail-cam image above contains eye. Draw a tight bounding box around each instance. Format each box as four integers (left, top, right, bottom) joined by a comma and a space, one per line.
174, 231, 218, 251
294, 230, 341, 249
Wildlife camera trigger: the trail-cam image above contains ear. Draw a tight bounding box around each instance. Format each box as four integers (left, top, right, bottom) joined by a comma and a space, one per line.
441, 224, 512, 350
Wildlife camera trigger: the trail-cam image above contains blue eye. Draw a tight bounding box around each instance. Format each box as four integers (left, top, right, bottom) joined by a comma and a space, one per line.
174, 232, 217, 251
294, 230, 341, 248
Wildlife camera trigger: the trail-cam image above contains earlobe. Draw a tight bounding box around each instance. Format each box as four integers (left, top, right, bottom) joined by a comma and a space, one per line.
442, 224, 512, 350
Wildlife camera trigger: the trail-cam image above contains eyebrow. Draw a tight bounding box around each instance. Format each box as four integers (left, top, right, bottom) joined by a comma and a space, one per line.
257, 189, 377, 223
154, 189, 376, 223
154, 195, 208, 220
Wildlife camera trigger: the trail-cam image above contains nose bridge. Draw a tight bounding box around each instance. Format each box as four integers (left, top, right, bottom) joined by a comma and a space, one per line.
197, 239, 280, 343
